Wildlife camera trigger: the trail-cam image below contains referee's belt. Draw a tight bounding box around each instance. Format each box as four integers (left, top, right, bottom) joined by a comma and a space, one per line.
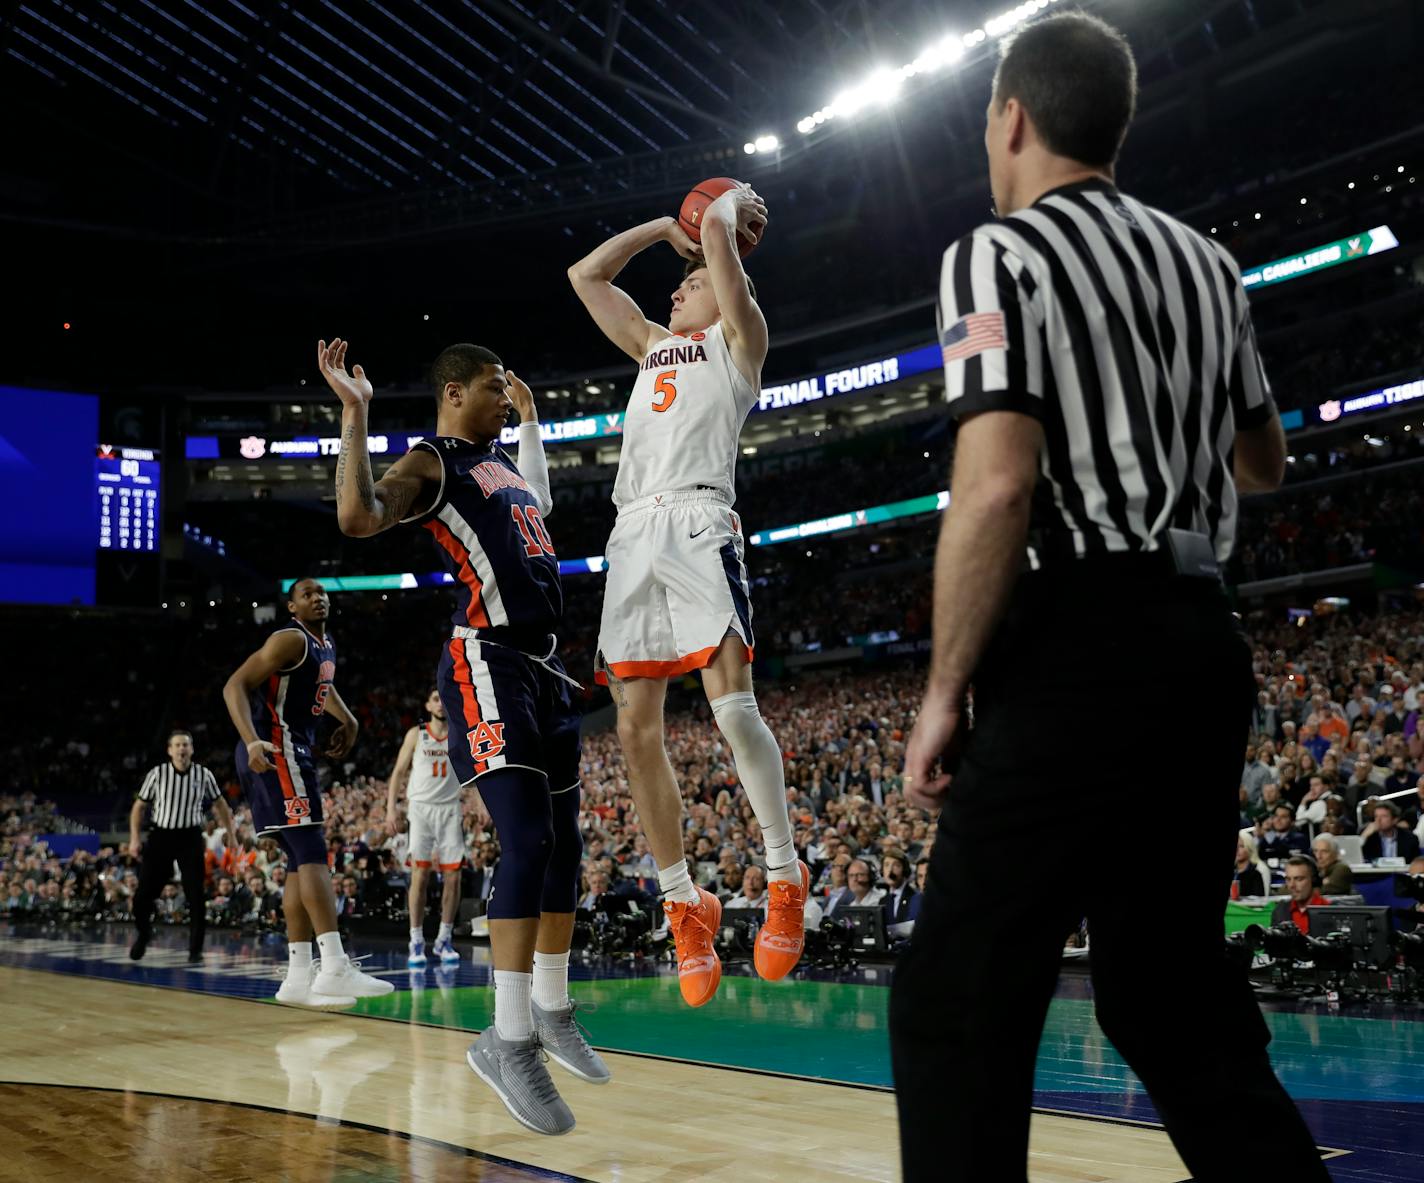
451, 625, 584, 691
1027, 529, 1221, 582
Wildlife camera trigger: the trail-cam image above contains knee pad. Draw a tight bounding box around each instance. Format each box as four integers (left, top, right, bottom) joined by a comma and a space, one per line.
480, 769, 555, 920
710, 690, 763, 748
277, 826, 328, 869
541, 782, 583, 913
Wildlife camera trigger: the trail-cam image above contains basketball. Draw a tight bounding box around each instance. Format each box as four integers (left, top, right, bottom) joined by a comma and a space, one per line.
678, 176, 763, 257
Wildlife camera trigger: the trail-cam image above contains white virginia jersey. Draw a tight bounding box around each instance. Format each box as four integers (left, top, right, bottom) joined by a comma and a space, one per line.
612, 320, 759, 508
406, 724, 459, 805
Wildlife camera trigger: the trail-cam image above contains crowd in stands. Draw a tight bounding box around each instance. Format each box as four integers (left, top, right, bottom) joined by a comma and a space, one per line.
1229, 466, 1424, 582
8, 599, 1424, 946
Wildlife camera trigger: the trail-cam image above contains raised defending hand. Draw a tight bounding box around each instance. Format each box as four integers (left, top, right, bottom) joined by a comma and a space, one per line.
506, 370, 537, 423
317, 338, 373, 408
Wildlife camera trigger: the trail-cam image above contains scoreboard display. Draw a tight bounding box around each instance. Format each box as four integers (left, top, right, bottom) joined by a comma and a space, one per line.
96, 444, 160, 553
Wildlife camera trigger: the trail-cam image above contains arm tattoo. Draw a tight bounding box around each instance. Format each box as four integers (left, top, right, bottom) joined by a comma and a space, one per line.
355, 455, 376, 514
378, 477, 417, 525
334, 424, 353, 496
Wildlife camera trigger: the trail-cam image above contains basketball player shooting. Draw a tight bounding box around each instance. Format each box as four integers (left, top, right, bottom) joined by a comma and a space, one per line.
318, 339, 607, 1136
568, 182, 810, 1008
386, 689, 470, 968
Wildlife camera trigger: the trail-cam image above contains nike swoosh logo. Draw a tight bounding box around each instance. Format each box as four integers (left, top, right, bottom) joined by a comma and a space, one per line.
689, 526, 711, 539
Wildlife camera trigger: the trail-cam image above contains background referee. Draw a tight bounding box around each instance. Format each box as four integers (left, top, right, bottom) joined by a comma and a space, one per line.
128, 728, 236, 963
893, 13, 1326, 1183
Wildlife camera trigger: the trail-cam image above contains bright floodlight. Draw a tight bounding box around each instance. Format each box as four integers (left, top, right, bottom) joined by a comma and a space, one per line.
754, 133, 779, 152
743, 141, 756, 154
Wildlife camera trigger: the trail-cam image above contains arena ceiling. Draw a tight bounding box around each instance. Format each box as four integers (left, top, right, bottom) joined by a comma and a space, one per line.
0, 0, 1402, 392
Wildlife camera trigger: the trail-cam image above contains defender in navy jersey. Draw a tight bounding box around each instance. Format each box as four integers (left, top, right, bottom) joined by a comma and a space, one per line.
320, 338, 604, 1135
223, 577, 394, 1008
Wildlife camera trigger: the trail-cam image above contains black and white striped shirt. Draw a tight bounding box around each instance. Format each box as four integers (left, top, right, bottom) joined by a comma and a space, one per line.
938, 177, 1274, 564
137, 762, 221, 830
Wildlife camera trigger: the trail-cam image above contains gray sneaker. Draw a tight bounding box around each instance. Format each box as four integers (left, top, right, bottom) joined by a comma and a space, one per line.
533, 999, 611, 1085
465, 1026, 575, 1135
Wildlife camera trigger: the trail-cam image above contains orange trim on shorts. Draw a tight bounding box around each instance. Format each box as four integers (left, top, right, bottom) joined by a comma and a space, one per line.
438, 861, 463, 872
413, 859, 433, 869
448, 637, 490, 776
267, 675, 297, 801
594, 642, 753, 684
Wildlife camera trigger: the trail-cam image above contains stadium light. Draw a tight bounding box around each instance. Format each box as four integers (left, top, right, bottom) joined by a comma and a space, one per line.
762, 0, 1061, 147
746, 134, 780, 155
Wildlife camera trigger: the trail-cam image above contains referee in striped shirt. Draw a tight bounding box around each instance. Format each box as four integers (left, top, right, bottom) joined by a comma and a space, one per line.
128, 729, 236, 963
892, 14, 1326, 1182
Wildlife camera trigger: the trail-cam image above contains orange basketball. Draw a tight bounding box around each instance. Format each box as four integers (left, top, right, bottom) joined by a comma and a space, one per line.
678, 176, 763, 258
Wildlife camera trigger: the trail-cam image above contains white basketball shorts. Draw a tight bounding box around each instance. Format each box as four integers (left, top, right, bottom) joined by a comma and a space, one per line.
595, 489, 754, 684
407, 800, 464, 871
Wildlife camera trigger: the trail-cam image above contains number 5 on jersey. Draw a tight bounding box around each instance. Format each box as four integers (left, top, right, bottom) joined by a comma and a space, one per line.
652, 369, 677, 413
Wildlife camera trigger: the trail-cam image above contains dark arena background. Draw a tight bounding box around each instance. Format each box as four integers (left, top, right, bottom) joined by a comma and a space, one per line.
3, 1, 1423, 1179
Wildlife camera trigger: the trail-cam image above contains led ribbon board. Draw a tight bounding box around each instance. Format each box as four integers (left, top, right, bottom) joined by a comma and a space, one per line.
1241, 225, 1398, 291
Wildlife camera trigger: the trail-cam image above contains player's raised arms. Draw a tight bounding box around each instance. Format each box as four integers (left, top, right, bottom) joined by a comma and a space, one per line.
316, 338, 442, 536
567, 217, 702, 362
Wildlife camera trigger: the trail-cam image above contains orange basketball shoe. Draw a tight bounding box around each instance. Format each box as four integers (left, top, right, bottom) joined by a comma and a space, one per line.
664, 886, 723, 1008
754, 860, 810, 981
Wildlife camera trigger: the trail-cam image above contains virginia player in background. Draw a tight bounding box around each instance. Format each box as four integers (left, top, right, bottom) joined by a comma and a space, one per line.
568, 183, 810, 1008
385, 688, 480, 967
319, 338, 607, 1137
222, 577, 394, 1008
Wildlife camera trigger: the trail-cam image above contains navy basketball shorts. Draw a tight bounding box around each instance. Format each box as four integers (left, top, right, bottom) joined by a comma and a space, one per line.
436, 636, 581, 792
234, 737, 324, 836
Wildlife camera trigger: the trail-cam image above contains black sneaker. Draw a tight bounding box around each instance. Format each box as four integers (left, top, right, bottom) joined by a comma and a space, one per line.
129, 936, 148, 961
187, 950, 203, 964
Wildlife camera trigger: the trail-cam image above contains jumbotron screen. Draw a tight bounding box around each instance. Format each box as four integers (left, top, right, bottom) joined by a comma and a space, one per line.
0, 385, 100, 605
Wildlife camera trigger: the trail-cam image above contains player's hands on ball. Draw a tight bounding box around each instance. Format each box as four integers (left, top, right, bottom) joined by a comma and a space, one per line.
316, 338, 373, 408
662, 217, 703, 262
506, 370, 537, 423
327, 722, 357, 759
247, 739, 277, 774
709, 184, 768, 246
903, 683, 967, 812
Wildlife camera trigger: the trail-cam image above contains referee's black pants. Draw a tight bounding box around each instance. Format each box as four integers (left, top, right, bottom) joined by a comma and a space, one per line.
132, 826, 207, 956
890, 566, 1327, 1182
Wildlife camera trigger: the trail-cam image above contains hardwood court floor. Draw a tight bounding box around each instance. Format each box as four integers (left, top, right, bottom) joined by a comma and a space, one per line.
0, 965, 1202, 1182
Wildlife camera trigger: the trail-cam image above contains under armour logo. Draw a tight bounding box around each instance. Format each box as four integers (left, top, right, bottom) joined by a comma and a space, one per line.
442, 438, 460, 450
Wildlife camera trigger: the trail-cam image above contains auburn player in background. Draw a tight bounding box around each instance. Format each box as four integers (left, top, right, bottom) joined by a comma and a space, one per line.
222, 577, 394, 1008
319, 338, 608, 1137
567, 184, 810, 1009
386, 688, 483, 967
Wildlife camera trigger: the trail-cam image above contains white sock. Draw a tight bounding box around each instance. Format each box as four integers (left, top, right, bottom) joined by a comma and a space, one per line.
410, 926, 423, 944
710, 691, 798, 882
438, 921, 454, 942
493, 970, 534, 1040
288, 941, 312, 968
316, 930, 345, 970
532, 950, 571, 1011
657, 858, 700, 905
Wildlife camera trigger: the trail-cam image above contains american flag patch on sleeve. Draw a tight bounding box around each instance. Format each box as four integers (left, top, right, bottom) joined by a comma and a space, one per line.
940, 311, 1007, 363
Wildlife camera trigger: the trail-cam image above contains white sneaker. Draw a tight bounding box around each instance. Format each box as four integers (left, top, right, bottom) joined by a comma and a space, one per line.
312, 954, 395, 998
275, 963, 356, 1010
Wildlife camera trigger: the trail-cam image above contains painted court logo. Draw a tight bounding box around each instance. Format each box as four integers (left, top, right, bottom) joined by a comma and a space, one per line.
467, 721, 507, 763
